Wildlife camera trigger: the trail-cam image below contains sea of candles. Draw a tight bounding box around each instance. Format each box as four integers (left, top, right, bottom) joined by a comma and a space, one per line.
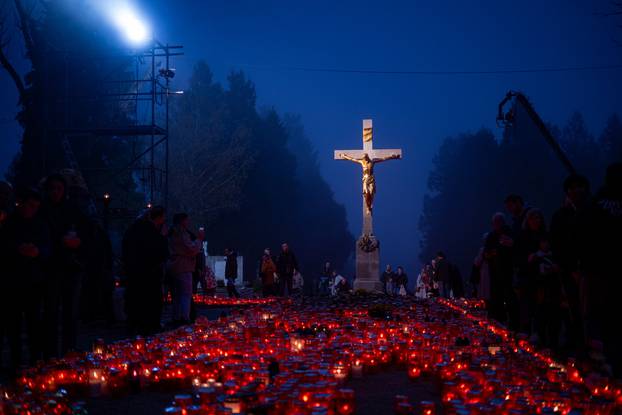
0, 296, 620, 415
182, 295, 279, 307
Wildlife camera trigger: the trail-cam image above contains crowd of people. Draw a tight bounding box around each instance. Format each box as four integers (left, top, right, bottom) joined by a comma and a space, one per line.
1, 162, 620, 380
315, 262, 350, 296
468, 163, 622, 377
0, 175, 113, 376
122, 210, 245, 333
122, 210, 309, 335
414, 252, 465, 299
380, 265, 409, 295
257, 245, 303, 297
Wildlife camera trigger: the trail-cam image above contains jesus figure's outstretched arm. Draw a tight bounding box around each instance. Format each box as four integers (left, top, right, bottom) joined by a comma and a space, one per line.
372, 153, 401, 163
338, 153, 362, 164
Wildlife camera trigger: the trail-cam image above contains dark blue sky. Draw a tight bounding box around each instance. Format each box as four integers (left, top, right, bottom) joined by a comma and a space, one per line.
2, 0, 621, 273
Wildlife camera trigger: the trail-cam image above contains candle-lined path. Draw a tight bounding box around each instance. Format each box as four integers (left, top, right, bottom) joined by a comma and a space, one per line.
1, 296, 620, 414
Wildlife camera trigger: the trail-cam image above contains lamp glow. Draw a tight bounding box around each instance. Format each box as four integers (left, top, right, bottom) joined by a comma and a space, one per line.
112, 6, 150, 45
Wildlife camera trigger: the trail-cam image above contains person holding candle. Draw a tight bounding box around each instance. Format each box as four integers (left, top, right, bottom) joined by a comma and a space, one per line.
168, 213, 204, 325
40, 173, 92, 357
530, 235, 562, 349
0, 188, 50, 374
516, 208, 548, 338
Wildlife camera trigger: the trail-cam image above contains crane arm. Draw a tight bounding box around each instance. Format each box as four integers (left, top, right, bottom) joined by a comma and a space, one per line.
498, 91, 577, 175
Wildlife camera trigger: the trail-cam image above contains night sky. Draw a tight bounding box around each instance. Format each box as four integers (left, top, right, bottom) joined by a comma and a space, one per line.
1, 0, 621, 274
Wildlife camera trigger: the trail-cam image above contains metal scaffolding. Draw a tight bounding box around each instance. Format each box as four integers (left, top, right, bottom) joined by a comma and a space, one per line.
55, 40, 183, 216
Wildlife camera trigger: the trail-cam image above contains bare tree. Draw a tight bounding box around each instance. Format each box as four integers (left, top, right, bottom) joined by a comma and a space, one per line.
0, 0, 43, 100
0, 2, 26, 100
168, 107, 254, 226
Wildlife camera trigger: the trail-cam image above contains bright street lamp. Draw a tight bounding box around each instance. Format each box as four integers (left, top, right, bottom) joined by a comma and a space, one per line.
111, 6, 150, 46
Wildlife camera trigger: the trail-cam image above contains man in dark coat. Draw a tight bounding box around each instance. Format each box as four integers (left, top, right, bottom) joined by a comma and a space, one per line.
122, 206, 168, 335
224, 248, 240, 298
579, 163, 622, 376
0, 181, 12, 370
40, 174, 91, 357
434, 252, 451, 298
380, 264, 394, 295
550, 174, 590, 353
277, 242, 298, 297
484, 213, 517, 328
0, 188, 50, 374
0, 181, 11, 228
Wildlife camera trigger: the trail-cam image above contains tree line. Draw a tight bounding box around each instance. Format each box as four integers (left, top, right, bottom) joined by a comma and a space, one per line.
168, 62, 354, 280
419, 105, 622, 279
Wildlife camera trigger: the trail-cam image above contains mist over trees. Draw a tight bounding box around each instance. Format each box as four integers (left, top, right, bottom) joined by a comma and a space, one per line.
170, 62, 354, 281
419, 107, 622, 278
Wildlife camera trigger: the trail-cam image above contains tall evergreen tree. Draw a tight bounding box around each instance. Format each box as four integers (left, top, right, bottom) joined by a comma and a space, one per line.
498, 102, 567, 216
599, 114, 622, 166
283, 114, 354, 278
561, 112, 602, 186
419, 129, 500, 272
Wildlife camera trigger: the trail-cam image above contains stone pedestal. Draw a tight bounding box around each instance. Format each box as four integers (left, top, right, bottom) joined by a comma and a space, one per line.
353, 235, 383, 292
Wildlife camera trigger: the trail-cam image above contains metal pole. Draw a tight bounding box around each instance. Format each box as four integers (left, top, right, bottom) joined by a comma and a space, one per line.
165, 43, 170, 210
150, 40, 156, 203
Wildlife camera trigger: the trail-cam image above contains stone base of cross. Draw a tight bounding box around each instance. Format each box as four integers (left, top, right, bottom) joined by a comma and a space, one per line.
334, 119, 402, 292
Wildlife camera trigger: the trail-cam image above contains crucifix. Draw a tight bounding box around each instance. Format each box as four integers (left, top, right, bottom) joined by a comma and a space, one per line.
334, 119, 402, 236
334, 119, 402, 292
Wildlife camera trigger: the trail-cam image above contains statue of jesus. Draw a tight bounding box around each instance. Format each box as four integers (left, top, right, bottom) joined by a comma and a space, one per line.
338, 152, 401, 214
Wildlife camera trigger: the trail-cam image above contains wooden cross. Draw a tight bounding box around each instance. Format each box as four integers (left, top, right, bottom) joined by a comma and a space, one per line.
334, 119, 402, 235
